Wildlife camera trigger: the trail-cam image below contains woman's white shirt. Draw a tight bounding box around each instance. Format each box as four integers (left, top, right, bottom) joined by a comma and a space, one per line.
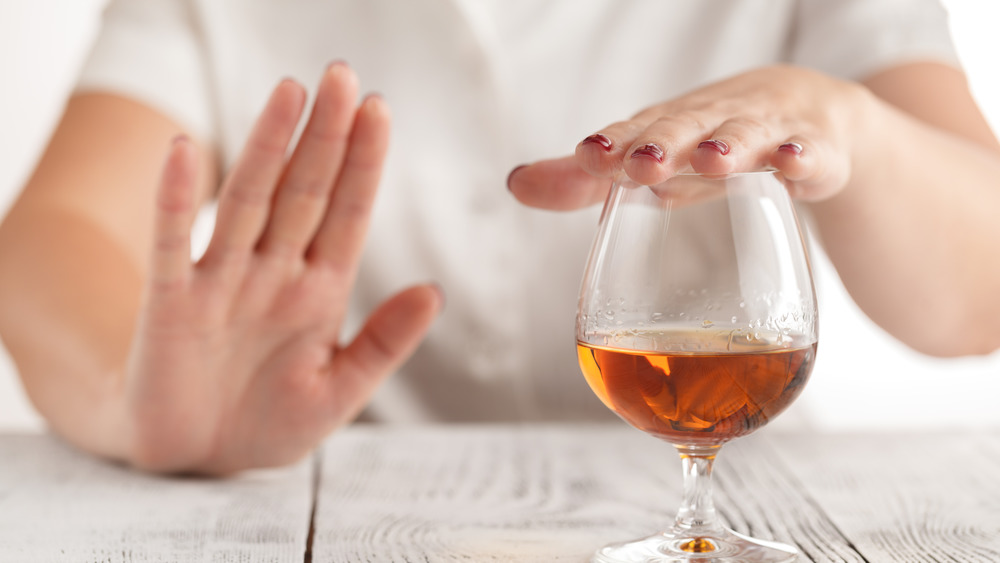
74, 0, 1000, 431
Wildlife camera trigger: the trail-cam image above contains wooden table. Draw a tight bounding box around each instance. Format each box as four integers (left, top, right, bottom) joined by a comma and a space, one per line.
1, 424, 998, 562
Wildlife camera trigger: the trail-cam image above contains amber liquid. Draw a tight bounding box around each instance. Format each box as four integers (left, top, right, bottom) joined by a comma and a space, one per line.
578, 335, 815, 446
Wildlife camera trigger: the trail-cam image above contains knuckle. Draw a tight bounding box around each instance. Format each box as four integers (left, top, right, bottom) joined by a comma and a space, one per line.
283, 175, 330, 201
261, 238, 303, 261
344, 149, 385, 174
147, 277, 188, 294
248, 135, 288, 159
722, 116, 769, 133
366, 330, 396, 365
650, 114, 689, 129
154, 233, 189, 253
649, 110, 713, 135
306, 126, 350, 148
156, 198, 192, 215
328, 199, 373, 230
225, 185, 271, 208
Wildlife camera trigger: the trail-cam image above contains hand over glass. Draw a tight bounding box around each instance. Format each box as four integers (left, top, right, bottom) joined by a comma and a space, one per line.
577, 171, 818, 562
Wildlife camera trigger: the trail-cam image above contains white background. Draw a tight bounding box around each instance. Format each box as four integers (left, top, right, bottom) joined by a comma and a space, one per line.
1, 1, 998, 432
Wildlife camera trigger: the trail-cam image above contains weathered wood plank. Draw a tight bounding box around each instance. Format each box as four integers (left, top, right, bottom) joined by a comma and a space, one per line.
776, 431, 1000, 562
0, 433, 313, 562
718, 436, 867, 562
6, 426, 996, 561
313, 424, 864, 562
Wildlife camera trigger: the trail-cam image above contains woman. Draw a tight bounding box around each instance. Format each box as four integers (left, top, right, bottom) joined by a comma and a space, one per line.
1, 0, 998, 473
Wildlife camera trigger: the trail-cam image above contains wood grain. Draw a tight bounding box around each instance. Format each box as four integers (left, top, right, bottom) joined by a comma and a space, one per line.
312, 424, 865, 562
0, 433, 313, 562
3, 425, 999, 561
777, 431, 1000, 563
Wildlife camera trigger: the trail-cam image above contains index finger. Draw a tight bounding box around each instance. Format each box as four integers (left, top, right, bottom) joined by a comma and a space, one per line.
507, 155, 611, 211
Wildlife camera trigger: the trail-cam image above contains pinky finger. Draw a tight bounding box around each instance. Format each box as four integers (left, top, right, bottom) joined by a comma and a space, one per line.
768, 138, 845, 201
770, 140, 811, 180
151, 136, 199, 289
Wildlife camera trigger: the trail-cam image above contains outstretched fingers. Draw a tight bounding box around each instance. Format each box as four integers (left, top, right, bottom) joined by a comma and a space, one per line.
150, 136, 200, 290
201, 79, 306, 267
307, 93, 390, 272
258, 63, 360, 257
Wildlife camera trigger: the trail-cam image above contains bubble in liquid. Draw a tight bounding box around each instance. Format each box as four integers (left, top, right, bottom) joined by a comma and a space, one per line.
702, 320, 714, 328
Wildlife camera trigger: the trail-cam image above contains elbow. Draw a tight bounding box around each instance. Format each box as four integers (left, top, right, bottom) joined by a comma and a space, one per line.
889, 308, 1000, 358
905, 337, 999, 359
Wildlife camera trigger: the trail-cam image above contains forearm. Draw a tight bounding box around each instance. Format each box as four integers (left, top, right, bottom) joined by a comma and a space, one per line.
0, 92, 218, 465
810, 90, 1000, 356
0, 201, 138, 461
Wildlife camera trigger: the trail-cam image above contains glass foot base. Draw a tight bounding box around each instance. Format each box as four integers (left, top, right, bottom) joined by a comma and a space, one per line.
592, 528, 798, 562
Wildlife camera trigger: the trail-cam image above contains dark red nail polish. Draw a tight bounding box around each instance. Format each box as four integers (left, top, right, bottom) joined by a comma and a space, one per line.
630, 143, 665, 163
506, 164, 528, 190
778, 142, 803, 155
698, 139, 730, 155
582, 134, 613, 152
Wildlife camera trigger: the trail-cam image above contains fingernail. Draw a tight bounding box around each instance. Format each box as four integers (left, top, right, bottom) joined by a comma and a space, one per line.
581, 133, 613, 152
630, 143, 664, 163
506, 164, 528, 191
326, 59, 348, 71
698, 139, 730, 155
778, 142, 803, 155
277, 77, 307, 102
171, 134, 189, 146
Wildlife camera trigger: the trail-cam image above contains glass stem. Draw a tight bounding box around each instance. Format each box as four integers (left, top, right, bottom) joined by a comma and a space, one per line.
673, 446, 724, 536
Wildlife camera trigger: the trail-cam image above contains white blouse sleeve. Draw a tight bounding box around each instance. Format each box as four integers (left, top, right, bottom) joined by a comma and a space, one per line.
75, 0, 216, 143
789, 0, 961, 81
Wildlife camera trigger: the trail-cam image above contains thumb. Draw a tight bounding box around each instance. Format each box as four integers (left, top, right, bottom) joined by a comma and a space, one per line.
327, 284, 443, 414
507, 155, 611, 211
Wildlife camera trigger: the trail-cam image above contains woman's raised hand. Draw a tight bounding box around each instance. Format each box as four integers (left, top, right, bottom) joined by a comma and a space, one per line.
508, 65, 868, 208
127, 63, 442, 474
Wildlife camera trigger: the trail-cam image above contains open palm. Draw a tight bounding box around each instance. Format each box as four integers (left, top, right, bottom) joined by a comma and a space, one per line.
125, 64, 441, 474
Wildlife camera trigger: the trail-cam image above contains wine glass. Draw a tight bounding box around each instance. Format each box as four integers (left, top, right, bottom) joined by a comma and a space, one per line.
576, 170, 818, 562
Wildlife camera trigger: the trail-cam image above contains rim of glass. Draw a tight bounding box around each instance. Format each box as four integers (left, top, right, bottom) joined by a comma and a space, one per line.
617, 168, 779, 180
674, 168, 778, 176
